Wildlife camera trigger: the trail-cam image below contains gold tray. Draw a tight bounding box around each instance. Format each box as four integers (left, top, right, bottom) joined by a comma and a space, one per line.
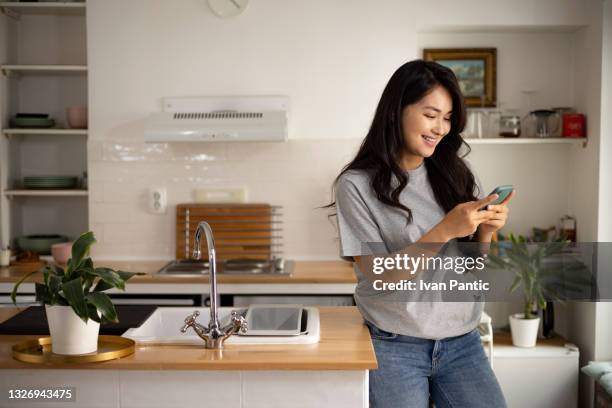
12, 335, 135, 365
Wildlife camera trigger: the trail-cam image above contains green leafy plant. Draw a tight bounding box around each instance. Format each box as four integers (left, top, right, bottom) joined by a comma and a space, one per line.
11, 231, 138, 324
487, 233, 591, 319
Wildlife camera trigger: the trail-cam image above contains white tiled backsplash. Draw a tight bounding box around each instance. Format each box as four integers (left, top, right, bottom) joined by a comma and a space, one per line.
88, 139, 361, 259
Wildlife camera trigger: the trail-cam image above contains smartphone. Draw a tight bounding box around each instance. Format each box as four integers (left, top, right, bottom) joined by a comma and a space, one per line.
488, 185, 514, 205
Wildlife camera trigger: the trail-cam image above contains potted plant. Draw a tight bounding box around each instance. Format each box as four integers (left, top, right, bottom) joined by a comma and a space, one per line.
11, 231, 137, 355
488, 234, 589, 347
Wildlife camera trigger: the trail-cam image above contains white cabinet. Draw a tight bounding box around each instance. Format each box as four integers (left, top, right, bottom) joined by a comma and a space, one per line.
493, 334, 579, 408
0, 2, 88, 249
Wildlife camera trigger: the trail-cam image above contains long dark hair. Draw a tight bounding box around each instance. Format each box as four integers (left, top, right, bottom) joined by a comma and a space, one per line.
326, 59, 478, 226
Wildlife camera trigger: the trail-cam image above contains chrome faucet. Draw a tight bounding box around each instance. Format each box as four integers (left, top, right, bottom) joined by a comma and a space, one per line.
180, 221, 247, 348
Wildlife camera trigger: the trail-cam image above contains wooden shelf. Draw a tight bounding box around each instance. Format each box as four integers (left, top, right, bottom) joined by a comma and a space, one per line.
0, 2, 85, 17
4, 189, 88, 197
466, 137, 586, 146
1, 64, 87, 75
2, 128, 87, 136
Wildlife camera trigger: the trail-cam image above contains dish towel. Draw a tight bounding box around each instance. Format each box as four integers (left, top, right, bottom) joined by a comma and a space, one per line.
582, 361, 612, 397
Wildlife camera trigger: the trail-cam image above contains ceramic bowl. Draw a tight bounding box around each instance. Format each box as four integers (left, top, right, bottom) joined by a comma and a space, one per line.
16, 234, 68, 255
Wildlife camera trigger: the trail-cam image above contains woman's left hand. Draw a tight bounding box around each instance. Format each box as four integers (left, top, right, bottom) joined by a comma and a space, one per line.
478, 191, 515, 236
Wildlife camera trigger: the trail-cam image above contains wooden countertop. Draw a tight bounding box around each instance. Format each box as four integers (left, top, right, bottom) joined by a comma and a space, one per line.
0, 307, 377, 370
493, 330, 570, 348
0, 260, 357, 284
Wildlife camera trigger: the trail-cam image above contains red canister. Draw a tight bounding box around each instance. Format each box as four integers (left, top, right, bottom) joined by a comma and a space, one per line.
563, 113, 586, 138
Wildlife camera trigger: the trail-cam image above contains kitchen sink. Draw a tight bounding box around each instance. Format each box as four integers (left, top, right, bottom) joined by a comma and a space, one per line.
156, 259, 209, 275
122, 306, 320, 345
155, 258, 294, 276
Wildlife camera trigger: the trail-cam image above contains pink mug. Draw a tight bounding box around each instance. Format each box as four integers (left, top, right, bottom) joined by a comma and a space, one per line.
66, 106, 87, 129
51, 242, 73, 265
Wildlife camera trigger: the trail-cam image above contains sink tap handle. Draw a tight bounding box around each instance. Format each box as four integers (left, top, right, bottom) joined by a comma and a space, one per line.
180, 310, 200, 333
230, 310, 248, 334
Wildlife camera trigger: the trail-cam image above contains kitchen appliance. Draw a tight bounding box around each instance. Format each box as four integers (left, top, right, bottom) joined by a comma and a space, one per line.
524, 110, 561, 138
144, 96, 288, 142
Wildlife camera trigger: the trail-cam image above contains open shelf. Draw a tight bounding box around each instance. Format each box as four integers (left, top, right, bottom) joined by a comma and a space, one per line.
4, 189, 88, 197
416, 24, 586, 34
2, 128, 87, 137
1, 65, 87, 75
465, 137, 586, 146
0, 0, 89, 251
0, 2, 85, 17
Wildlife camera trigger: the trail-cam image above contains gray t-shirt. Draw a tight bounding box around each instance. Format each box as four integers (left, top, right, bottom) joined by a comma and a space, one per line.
335, 162, 484, 339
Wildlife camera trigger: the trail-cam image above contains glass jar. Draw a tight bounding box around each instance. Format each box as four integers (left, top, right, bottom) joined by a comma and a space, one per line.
499, 115, 521, 137
484, 110, 501, 138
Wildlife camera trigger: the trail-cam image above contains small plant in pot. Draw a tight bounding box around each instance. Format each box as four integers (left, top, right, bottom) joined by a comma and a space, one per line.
487, 234, 589, 347
11, 231, 137, 355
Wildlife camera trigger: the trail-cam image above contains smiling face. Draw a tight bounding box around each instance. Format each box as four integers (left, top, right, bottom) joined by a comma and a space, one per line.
399, 85, 453, 170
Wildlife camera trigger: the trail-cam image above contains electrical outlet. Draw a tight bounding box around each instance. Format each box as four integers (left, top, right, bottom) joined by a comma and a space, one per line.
149, 187, 167, 214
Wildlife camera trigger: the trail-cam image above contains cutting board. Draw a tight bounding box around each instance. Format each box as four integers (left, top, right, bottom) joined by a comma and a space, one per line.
176, 203, 282, 260
0, 305, 157, 336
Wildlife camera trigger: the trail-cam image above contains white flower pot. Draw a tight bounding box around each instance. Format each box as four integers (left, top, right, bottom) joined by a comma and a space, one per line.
45, 305, 100, 355
509, 313, 540, 348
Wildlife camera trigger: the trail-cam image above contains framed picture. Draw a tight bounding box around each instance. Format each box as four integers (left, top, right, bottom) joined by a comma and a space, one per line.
423, 48, 497, 107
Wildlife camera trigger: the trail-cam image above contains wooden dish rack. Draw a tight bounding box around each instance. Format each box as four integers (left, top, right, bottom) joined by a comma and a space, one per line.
175, 203, 283, 261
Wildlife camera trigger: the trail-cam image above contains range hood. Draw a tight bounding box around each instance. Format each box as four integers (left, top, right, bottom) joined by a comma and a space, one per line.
144, 96, 289, 142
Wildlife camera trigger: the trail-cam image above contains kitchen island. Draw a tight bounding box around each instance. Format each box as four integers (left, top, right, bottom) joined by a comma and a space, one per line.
0, 307, 376, 408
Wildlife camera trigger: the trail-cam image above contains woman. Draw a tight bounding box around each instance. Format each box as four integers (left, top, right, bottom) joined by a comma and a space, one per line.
329, 60, 512, 407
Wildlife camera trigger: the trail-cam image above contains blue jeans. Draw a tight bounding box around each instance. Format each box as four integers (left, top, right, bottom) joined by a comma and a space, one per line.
367, 322, 507, 408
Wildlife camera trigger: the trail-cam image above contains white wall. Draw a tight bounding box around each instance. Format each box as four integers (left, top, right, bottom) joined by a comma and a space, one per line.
564, 2, 606, 407
595, 0, 612, 362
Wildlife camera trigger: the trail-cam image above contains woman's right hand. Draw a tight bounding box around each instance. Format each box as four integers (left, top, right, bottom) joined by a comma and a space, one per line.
435, 195, 500, 240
